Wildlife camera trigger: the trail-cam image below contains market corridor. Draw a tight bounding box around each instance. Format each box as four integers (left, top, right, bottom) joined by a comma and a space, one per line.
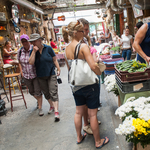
0, 65, 132, 150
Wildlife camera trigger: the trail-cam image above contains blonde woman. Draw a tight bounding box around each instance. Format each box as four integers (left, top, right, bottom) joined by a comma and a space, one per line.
62, 20, 109, 148
3, 41, 18, 65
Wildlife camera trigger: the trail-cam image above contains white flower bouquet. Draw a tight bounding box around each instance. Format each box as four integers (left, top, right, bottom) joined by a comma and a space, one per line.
115, 96, 150, 148
104, 74, 119, 96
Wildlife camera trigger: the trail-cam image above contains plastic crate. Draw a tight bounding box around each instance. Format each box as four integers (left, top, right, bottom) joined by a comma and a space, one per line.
103, 58, 124, 66
115, 75, 150, 93
104, 70, 115, 75
103, 57, 124, 62
106, 67, 114, 70
115, 65, 150, 83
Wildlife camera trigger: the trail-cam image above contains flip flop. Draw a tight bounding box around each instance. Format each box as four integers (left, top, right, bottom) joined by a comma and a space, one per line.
76, 133, 87, 144
96, 137, 110, 149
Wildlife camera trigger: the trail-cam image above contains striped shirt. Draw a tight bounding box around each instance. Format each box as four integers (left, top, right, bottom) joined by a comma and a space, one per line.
17, 45, 36, 79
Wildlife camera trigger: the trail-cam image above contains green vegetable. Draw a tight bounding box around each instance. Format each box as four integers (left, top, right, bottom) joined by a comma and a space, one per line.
116, 60, 148, 73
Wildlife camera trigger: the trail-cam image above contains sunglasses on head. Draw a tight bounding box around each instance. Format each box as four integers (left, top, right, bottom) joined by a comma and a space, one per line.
73, 20, 81, 30
77, 31, 84, 33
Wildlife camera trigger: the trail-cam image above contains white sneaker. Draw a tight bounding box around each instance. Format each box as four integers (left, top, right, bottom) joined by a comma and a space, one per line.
54, 112, 60, 122
98, 107, 101, 111
48, 107, 54, 114
38, 109, 44, 116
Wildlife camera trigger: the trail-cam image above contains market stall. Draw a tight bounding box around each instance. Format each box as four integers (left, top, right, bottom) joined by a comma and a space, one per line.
104, 59, 150, 150
53, 49, 65, 67
115, 60, 150, 104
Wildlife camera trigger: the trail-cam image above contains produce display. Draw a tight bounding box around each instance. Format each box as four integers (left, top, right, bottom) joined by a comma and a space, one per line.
53, 49, 60, 54
101, 46, 110, 55
116, 60, 147, 73
110, 46, 120, 54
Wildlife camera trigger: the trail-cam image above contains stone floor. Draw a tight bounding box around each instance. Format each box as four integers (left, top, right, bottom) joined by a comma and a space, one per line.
0, 65, 133, 150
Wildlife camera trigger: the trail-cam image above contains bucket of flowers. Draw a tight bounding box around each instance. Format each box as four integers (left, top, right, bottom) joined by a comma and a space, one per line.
104, 74, 120, 105
115, 96, 150, 150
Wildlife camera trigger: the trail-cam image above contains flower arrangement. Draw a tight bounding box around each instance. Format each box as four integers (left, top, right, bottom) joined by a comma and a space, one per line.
115, 96, 150, 148
104, 74, 119, 96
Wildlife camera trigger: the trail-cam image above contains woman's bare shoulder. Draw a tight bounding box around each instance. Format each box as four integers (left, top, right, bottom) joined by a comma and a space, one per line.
3, 48, 7, 51
80, 43, 89, 49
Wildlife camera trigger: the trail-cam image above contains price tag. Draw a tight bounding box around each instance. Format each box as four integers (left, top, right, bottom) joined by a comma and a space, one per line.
133, 83, 143, 91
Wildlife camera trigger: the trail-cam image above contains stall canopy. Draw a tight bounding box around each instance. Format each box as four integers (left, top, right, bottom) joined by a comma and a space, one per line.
53, 9, 104, 27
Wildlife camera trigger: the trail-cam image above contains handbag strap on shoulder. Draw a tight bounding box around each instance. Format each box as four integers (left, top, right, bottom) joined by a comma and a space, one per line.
74, 43, 81, 59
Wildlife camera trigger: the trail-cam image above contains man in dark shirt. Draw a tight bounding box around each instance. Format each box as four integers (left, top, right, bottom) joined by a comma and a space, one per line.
91, 33, 96, 46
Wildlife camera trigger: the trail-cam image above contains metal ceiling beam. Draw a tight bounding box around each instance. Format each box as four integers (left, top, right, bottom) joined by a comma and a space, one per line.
44, 3, 106, 14
10, 0, 44, 14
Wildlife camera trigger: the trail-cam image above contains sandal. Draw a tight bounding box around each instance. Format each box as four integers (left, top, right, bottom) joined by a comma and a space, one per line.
76, 133, 86, 144
96, 137, 110, 149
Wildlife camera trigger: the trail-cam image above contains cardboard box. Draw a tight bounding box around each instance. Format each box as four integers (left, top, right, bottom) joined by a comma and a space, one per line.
132, 144, 150, 150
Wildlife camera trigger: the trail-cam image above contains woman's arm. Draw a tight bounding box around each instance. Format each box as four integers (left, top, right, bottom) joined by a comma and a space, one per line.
92, 52, 98, 62
53, 56, 61, 76
130, 37, 133, 45
29, 46, 38, 65
3, 48, 14, 55
133, 23, 148, 62
81, 44, 101, 75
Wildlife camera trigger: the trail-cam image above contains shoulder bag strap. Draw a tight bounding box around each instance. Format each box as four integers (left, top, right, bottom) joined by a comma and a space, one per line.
74, 43, 81, 59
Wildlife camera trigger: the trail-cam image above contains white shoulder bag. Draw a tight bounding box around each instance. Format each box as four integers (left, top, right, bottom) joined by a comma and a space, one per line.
69, 43, 99, 86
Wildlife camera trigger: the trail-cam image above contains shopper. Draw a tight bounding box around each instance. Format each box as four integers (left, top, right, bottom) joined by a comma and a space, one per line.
62, 20, 109, 148
121, 28, 133, 60
90, 33, 96, 46
18, 34, 43, 116
104, 29, 112, 43
99, 32, 105, 44
78, 18, 101, 135
50, 38, 57, 49
3, 41, 19, 65
29, 33, 60, 122
87, 36, 101, 111
112, 31, 121, 47
133, 22, 150, 63
133, 21, 143, 53
135, 21, 144, 31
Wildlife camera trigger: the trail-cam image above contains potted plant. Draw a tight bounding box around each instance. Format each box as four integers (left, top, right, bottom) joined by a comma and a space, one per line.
110, 46, 120, 54
115, 97, 150, 150
104, 75, 120, 106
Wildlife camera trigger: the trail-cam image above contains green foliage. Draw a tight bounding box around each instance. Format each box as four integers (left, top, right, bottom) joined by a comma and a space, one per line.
110, 46, 120, 52
116, 60, 147, 73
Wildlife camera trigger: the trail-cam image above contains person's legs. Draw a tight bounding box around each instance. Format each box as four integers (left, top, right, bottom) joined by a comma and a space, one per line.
38, 77, 53, 107
101, 72, 104, 84
88, 108, 100, 141
48, 75, 59, 112
75, 105, 86, 143
122, 50, 127, 60
9, 60, 20, 73
88, 108, 109, 147
33, 77, 43, 110
127, 49, 132, 60
83, 106, 89, 126
24, 77, 43, 116
34, 95, 42, 109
